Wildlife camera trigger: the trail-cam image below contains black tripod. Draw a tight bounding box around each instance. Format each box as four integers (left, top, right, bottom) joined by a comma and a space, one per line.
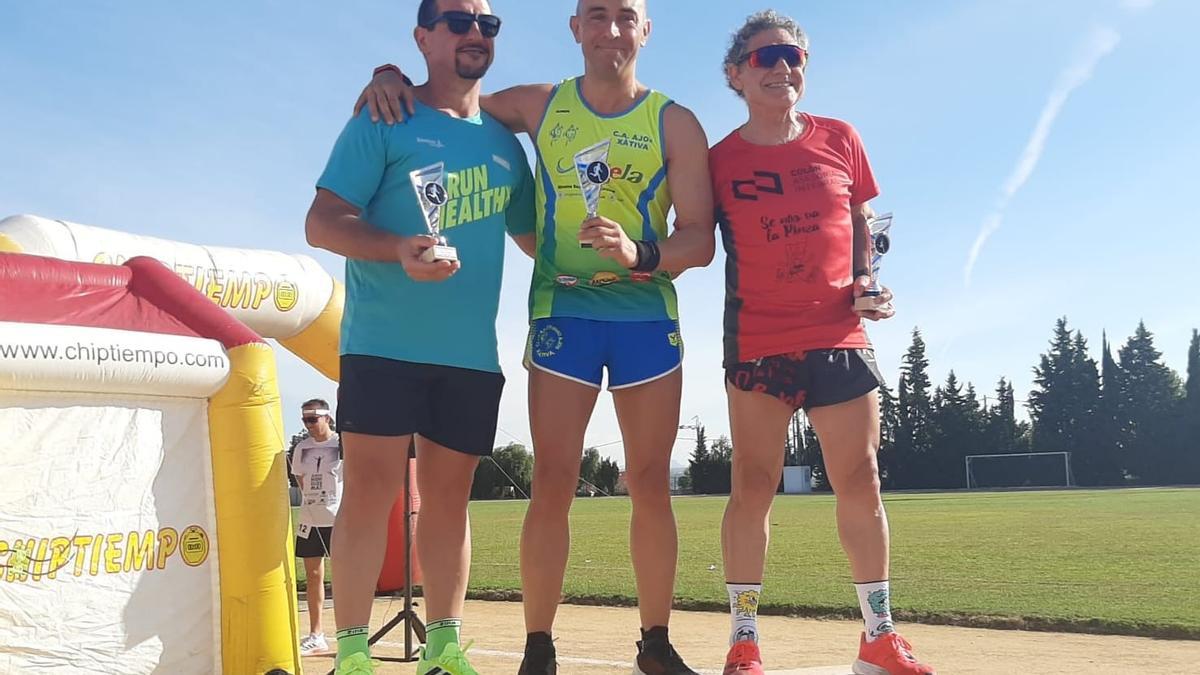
326, 450, 425, 673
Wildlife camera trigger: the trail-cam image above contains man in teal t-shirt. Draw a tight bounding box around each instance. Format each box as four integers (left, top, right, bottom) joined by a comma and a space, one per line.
305, 2, 534, 672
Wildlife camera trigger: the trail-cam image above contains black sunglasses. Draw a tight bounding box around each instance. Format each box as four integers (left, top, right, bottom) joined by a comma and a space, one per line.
423, 11, 502, 38
738, 44, 808, 69
302, 416, 323, 424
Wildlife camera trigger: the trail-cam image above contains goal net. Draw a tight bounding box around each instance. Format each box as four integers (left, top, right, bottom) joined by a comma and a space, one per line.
964, 452, 1074, 489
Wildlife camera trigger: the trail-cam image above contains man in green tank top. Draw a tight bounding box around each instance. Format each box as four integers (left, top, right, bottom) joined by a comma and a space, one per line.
355, 1, 714, 672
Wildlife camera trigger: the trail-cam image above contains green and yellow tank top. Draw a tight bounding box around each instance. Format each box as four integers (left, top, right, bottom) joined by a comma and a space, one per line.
530, 77, 677, 321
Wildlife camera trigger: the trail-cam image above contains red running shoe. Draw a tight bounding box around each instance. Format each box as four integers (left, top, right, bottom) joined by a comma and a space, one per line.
722, 640, 765, 675
852, 632, 936, 675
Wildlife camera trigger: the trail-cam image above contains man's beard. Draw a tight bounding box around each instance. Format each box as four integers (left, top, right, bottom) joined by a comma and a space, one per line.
455, 53, 492, 80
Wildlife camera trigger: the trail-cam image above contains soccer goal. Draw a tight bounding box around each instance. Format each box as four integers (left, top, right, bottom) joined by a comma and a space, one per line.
964, 452, 1074, 489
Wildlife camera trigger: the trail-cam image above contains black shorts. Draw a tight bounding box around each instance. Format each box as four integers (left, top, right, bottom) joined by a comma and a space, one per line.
295, 526, 333, 559
725, 348, 884, 411
337, 354, 504, 456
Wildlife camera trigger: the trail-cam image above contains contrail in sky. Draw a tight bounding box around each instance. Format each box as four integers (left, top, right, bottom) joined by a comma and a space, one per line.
963, 25, 1121, 286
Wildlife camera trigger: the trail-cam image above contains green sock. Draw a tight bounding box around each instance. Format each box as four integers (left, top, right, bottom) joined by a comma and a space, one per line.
424, 618, 462, 659
335, 626, 369, 666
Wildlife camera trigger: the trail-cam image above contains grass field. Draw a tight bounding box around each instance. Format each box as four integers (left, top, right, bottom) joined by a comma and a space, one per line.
296, 487, 1200, 638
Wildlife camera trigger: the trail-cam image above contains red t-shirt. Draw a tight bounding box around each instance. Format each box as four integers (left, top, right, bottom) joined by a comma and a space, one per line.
710, 113, 880, 366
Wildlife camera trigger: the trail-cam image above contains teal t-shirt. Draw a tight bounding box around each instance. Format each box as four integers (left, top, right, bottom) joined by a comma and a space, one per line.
316, 102, 535, 373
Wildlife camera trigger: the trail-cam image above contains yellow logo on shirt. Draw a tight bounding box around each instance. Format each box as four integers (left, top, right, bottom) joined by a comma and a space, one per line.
441, 164, 514, 231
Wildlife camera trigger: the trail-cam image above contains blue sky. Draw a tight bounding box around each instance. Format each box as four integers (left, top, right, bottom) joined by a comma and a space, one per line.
2, 1, 1195, 468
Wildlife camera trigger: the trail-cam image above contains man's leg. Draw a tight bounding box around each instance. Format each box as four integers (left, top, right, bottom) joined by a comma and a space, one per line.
413, 435, 481, 659
611, 368, 682, 632
332, 432, 411, 664
722, 382, 792, 646
521, 367, 599, 634
303, 555, 326, 636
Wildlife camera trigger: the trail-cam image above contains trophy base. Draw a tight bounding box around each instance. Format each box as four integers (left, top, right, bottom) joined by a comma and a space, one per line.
854, 292, 883, 311
419, 245, 458, 263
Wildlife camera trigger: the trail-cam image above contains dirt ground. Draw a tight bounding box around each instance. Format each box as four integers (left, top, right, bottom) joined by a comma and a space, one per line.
298, 598, 1199, 674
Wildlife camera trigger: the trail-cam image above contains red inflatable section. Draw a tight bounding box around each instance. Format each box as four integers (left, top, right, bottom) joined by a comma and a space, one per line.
376, 458, 423, 592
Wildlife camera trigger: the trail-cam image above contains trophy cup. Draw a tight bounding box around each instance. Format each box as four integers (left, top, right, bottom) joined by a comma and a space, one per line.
574, 139, 611, 248
854, 212, 893, 311
409, 162, 458, 263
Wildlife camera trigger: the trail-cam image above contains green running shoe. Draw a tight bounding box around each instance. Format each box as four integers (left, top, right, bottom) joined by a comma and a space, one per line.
417, 641, 479, 675
334, 652, 375, 675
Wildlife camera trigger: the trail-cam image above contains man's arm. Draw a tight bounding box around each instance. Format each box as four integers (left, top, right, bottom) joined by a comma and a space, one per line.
353, 67, 553, 135
657, 104, 716, 272
481, 84, 554, 135
511, 232, 537, 258
305, 189, 458, 280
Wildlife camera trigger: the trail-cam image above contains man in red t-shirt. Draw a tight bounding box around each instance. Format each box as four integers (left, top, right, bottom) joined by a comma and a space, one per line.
708, 10, 934, 675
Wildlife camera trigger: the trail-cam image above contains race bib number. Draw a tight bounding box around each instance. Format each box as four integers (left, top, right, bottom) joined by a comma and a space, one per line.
297, 523, 312, 539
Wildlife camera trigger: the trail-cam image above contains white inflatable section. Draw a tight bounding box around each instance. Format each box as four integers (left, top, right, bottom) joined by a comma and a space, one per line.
0, 322, 229, 398
0, 392, 221, 674
0, 214, 333, 340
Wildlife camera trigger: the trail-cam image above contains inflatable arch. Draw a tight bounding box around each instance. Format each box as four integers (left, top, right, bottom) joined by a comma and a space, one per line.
0, 253, 300, 673
0, 214, 344, 381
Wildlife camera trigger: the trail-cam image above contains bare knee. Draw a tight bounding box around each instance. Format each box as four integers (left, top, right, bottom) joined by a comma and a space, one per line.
530, 460, 579, 512
731, 462, 779, 514
830, 454, 881, 500
624, 461, 671, 504
420, 460, 477, 510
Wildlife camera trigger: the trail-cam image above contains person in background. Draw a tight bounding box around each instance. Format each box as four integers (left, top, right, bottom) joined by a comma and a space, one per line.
291, 398, 342, 656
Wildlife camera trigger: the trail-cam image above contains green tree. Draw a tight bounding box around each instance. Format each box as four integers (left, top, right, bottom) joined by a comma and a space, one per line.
797, 419, 830, 491
579, 447, 602, 495
1118, 322, 1184, 484
708, 435, 734, 494
1029, 318, 1100, 486
1183, 329, 1200, 482
472, 443, 533, 499
928, 372, 982, 488
893, 328, 933, 488
595, 457, 621, 495
1091, 332, 1127, 485
876, 381, 900, 488
684, 423, 709, 494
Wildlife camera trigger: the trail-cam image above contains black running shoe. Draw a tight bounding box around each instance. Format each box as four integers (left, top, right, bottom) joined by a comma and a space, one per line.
517, 632, 557, 675
634, 626, 698, 675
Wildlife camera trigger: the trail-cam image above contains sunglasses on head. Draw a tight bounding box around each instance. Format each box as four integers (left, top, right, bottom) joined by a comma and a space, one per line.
739, 44, 807, 69
302, 416, 323, 424
424, 11, 502, 38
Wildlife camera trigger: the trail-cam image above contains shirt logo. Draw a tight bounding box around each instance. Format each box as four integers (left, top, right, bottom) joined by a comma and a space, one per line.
416, 137, 445, 148
732, 171, 784, 201
589, 271, 619, 287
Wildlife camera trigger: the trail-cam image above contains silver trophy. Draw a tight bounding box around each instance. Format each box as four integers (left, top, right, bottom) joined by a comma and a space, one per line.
854, 212, 893, 311
574, 139, 611, 248
409, 162, 458, 263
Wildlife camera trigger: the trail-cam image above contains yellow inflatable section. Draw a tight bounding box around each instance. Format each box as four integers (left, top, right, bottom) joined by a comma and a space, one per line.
210, 341, 302, 673
0, 214, 342, 380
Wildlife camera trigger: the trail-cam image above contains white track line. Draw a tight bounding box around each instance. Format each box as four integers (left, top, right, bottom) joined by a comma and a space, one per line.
375, 642, 850, 674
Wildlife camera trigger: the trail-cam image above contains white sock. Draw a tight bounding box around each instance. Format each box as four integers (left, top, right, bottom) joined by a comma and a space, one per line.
727, 582, 762, 644
854, 580, 895, 642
